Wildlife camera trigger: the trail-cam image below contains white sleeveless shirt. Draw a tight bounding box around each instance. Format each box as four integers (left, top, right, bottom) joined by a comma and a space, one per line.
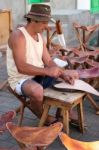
7, 27, 44, 90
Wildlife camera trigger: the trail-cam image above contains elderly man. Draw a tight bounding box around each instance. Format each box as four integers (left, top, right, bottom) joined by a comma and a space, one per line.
7, 4, 78, 124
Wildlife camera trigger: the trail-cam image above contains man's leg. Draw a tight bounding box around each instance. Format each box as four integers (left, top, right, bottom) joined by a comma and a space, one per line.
21, 80, 56, 124
22, 80, 44, 118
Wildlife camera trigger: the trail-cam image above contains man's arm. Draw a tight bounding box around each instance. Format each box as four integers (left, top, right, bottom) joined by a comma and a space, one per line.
8, 30, 48, 76
8, 30, 63, 78
42, 40, 79, 84
42, 40, 57, 67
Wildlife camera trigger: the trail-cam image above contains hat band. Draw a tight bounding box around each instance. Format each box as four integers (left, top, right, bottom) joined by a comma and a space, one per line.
28, 12, 51, 18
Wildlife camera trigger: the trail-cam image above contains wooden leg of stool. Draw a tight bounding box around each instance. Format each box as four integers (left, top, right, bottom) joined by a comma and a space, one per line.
77, 101, 84, 133
87, 94, 99, 111
16, 140, 26, 149
18, 103, 25, 126
15, 106, 21, 114
62, 108, 69, 134
39, 104, 50, 127
0, 80, 8, 90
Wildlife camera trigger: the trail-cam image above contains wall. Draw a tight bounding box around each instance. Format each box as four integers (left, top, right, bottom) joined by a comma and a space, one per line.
51, 0, 76, 10
0, 0, 26, 27
0, 0, 76, 27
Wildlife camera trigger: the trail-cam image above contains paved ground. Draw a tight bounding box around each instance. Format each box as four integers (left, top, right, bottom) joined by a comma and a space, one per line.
0, 52, 99, 150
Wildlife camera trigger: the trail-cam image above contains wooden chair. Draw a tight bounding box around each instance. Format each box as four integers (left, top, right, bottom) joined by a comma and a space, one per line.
6, 122, 63, 150
39, 88, 85, 135
65, 23, 99, 114
46, 20, 65, 52
0, 111, 15, 133
59, 132, 99, 150
73, 22, 99, 52
7, 85, 34, 126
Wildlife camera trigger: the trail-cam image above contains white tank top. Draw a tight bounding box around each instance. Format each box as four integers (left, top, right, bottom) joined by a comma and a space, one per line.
7, 27, 44, 90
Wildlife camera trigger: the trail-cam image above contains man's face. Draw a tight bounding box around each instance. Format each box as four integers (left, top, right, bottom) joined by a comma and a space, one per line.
33, 21, 49, 33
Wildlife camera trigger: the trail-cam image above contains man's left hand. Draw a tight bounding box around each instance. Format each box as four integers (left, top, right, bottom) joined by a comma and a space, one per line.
61, 70, 79, 85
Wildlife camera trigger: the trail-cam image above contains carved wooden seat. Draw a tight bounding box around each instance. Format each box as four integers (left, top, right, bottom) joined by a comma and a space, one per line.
7, 85, 34, 126
73, 22, 99, 52
39, 88, 85, 135
0, 110, 36, 150
59, 132, 99, 150
6, 122, 63, 150
0, 111, 15, 133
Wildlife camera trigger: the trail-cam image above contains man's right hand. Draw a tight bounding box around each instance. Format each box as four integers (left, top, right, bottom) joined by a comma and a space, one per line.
45, 66, 63, 78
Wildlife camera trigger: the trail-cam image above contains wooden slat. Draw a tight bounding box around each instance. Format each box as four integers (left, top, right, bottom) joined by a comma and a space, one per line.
0, 80, 8, 90
0, 10, 13, 45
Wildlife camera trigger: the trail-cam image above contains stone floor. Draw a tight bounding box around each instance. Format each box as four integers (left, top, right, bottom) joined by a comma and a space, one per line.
0, 54, 99, 150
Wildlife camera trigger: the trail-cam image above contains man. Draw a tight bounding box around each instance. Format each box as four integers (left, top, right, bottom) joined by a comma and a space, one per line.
7, 4, 78, 124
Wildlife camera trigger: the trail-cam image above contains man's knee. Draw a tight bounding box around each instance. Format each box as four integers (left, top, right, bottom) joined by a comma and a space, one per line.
22, 80, 43, 99
33, 86, 43, 101
30, 84, 44, 101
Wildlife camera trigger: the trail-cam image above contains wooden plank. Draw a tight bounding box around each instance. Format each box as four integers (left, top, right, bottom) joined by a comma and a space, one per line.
0, 10, 13, 46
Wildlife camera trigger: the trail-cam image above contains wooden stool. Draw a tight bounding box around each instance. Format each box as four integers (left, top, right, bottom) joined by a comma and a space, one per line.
39, 88, 85, 135
59, 132, 99, 150
6, 122, 63, 150
7, 85, 33, 126
0, 111, 16, 133
73, 22, 98, 52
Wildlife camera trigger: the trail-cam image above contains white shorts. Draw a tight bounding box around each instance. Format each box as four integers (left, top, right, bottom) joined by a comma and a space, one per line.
15, 79, 27, 95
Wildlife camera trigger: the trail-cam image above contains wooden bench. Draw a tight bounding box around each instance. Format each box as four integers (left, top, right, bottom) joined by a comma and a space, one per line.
39, 88, 85, 134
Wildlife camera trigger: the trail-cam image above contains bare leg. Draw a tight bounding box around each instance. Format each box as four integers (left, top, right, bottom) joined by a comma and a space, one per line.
22, 80, 56, 124
22, 80, 44, 118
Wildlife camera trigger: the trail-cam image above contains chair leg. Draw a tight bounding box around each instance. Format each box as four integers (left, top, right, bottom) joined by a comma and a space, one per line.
87, 94, 99, 112
39, 104, 50, 127
18, 103, 25, 126
16, 140, 26, 149
75, 28, 85, 52
77, 101, 84, 133
0, 80, 8, 90
62, 108, 69, 134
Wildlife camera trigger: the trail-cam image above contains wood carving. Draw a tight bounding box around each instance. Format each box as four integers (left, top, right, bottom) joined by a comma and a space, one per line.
0, 111, 16, 133
6, 122, 63, 147
59, 132, 99, 150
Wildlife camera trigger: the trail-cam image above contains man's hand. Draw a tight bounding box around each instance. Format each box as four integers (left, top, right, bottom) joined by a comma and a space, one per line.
45, 66, 64, 78
61, 70, 79, 85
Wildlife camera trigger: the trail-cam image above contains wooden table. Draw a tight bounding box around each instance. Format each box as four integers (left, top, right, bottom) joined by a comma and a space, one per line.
39, 88, 85, 134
